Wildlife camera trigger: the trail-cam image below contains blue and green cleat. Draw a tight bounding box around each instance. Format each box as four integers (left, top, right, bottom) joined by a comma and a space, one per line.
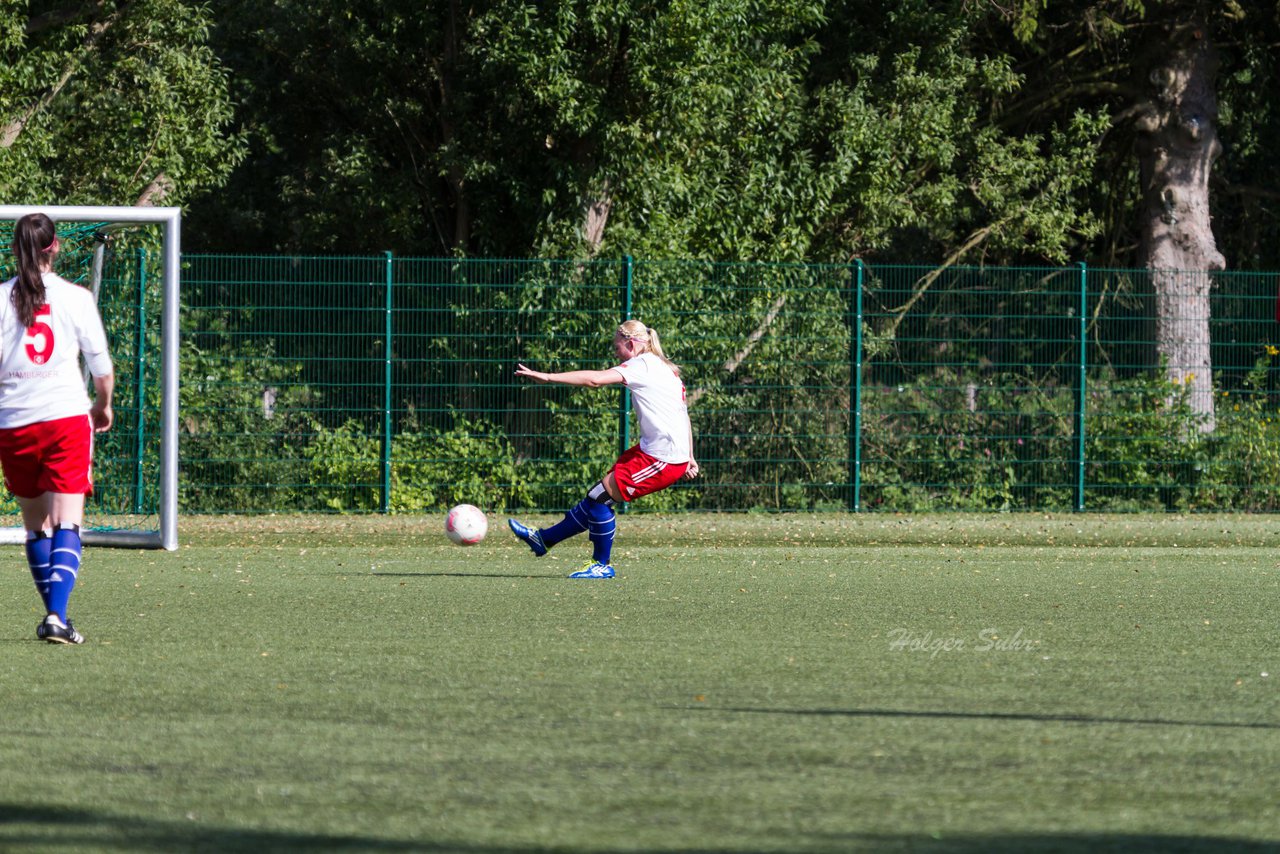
569, 561, 615, 579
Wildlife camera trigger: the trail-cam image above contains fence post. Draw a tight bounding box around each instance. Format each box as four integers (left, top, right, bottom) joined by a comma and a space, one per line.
618, 256, 634, 514
133, 248, 148, 514
851, 260, 864, 512
381, 252, 394, 514
1074, 261, 1087, 511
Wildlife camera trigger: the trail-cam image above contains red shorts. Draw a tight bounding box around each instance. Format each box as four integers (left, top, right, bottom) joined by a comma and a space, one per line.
0, 415, 95, 498
612, 445, 688, 502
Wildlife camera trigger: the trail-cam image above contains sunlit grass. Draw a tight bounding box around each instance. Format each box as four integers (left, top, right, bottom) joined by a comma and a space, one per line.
1, 514, 1277, 852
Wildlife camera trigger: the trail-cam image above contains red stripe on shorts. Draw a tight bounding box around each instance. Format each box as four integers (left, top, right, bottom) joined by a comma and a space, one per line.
612, 445, 689, 502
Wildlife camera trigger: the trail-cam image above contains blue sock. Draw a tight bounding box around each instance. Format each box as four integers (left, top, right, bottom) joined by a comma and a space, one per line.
584, 500, 616, 564
540, 499, 592, 549
25, 530, 53, 612
47, 525, 82, 622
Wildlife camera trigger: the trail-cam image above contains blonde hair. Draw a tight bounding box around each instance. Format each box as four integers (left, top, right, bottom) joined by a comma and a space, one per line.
618, 319, 679, 375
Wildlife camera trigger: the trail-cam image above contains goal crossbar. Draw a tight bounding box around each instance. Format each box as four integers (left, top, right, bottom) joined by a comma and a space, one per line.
0, 205, 179, 550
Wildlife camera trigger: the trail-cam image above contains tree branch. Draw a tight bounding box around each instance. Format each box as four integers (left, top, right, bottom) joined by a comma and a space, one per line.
25, 2, 108, 36
2, 3, 126, 149
879, 220, 1001, 341
1220, 183, 1280, 202
687, 292, 787, 407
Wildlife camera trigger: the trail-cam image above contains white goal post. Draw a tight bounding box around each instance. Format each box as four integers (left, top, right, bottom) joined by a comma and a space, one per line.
0, 205, 179, 550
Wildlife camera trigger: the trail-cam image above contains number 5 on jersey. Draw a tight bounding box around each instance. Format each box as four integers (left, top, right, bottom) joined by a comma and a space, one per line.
26, 304, 54, 365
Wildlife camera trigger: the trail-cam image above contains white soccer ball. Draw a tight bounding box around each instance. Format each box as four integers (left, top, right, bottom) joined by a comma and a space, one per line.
445, 503, 488, 545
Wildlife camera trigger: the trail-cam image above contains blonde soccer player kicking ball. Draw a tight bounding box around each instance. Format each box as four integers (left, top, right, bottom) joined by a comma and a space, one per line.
508, 320, 698, 578
0, 213, 114, 644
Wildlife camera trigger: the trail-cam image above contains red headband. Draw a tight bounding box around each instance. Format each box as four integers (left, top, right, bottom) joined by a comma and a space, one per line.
41, 236, 58, 253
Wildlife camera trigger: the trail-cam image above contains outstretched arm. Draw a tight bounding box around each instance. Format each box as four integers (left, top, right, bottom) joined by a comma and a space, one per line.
515, 363, 625, 388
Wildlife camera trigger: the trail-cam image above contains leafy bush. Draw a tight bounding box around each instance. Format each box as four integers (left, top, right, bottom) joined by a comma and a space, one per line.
859, 370, 1077, 511
178, 334, 321, 513
302, 412, 536, 512
390, 413, 534, 512
302, 420, 380, 511
1084, 372, 1203, 512
858, 352, 1280, 513
1184, 352, 1280, 511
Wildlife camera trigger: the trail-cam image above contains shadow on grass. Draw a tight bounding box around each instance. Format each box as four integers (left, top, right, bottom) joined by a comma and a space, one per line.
0, 803, 448, 852
702, 705, 1279, 730
368, 571, 563, 580
1, 804, 1274, 853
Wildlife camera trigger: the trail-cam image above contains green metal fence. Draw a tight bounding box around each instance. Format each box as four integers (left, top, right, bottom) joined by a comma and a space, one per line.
175, 256, 1280, 514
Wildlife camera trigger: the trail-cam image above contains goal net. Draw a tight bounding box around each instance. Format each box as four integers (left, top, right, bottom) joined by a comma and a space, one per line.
0, 205, 179, 550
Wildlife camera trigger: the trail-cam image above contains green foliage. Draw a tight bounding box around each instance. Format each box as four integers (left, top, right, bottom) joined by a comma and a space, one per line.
0, 0, 243, 205
11, 0, 1276, 270
797, 21, 1104, 264
469, 0, 1104, 263
301, 413, 538, 513
302, 420, 380, 512
188, 0, 467, 252
1213, 6, 1280, 268
390, 413, 536, 512
1003, 0, 1146, 43
972, 0, 1280, 269
858, 350, 1280, 513
472, 0, 832, 259
860, 370, 1077, 512
1181, 350, 1280, 511
1084, 371, 1203, 511
1083, 350, 1280, 512
189, 0, 1104, 267
178, 331, 320, 513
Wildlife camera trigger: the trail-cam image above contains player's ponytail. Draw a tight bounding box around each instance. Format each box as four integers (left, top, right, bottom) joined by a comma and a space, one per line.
645, 327, 681, 375
10, 213, 55, 329
618, 319, 680, 376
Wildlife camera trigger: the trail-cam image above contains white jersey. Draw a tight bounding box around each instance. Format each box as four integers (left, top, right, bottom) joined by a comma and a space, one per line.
0, 272, 112, 429
612, 351, 692, 463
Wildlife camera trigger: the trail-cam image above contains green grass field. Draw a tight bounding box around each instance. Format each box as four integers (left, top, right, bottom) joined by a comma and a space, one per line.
2, 514, 1278, 853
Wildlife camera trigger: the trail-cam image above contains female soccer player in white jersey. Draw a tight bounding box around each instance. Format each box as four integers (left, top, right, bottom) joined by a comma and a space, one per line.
1, 213, 114, 643
508, 319, 698, 578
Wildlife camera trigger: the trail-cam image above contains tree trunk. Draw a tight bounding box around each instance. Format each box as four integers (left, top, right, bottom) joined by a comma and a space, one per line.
1134, 23, 1225, 433
582, 182, 612, 255
135, 172, 173, 206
